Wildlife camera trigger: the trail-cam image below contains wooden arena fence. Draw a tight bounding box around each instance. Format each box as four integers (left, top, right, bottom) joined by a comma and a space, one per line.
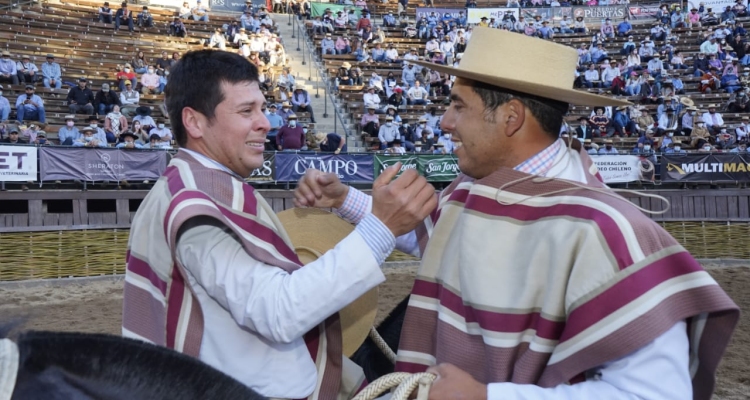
0, 222, 748, 281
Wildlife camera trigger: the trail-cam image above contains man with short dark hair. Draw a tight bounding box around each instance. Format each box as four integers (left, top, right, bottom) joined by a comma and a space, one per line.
0, 51, 19, 85
95, 83, 121, 115
114, 2, 134, 32
297, 28, 738, 400
67, 78, 95, 115
123, 50, 437, 399
15, 85, 46, 123
41, 54, 62, 89
137, 5, 153, 27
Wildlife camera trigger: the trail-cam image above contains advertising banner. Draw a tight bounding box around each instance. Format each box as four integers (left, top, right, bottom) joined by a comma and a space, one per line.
628, 3, 662, 20
310, 2, 364, 17
416, 7, 465, 22
0, 145, 37, 182
661, 153, 750, 182
467, 8, 519, 24
520, 7, 571, 22
687, 0, 738, 13
591, 154, 656, 183
275, 153, 374, 183
247, 152, 276, 182
572, 5, 629, 22
39, 147, 168, 182
373, 154, 460, 182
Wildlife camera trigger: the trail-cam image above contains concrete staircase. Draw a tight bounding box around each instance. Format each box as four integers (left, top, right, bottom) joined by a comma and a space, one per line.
274, 14, 365, 152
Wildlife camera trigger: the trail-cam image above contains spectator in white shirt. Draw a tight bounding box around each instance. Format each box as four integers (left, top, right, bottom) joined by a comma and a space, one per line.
583, 63, 600, 88
601, 61, 620, 87
363, 86, 382, 110
701, 106, 724, 133
407, 81, 428, 105
119, 81, 140, 116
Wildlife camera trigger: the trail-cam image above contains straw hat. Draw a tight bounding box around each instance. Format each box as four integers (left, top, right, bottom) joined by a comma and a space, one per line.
410, 28, 628, 106
276, 208, 378, 357
342, 62, 352, 69
679, 97, 695, 107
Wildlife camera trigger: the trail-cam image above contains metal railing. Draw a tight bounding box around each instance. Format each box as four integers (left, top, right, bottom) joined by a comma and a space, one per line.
291, 14, 353, 140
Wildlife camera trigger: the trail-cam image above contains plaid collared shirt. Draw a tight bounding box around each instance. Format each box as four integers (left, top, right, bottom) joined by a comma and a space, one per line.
513, 139, 563, 176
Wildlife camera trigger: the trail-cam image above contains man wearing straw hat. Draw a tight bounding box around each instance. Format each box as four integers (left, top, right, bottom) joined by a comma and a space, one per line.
122, 50, 437, 400
296, 28, 738, 400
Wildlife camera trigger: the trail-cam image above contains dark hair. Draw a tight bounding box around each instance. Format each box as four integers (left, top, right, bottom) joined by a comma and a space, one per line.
470, 80, 567, 139
164, 50, 259, 147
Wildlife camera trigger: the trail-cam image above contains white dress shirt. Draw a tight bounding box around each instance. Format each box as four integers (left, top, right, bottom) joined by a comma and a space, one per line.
174, 149, 393, 398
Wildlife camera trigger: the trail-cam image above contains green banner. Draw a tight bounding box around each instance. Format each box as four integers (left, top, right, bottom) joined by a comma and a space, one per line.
374, 154, 460, 182
310, 2, 364, 17
421, 155, 460, 182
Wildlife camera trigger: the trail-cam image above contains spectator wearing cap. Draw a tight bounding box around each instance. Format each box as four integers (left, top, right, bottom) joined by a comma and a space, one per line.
58, 115, 81, 145
34, 130, 48, 145
378, 115, 400, 150
316, 132, 346, 153
169, 17, 188, 38
191, 0, 210, 21
0, 85, 9, 121
15, 85, 46, 123
0, 51, 19, 85
119, 81, 140, 116
95, 83, 121, 115
277, 114, 304, 151
99, 1, 113, 23
1, 127, 26, 144
321, 33, 336, 55
137, 5, 153, 27
16, 55, 37, 84
291, 87, 315, 123
73, 126, 107, 147
116, 131, 143, 149
114, 2, 134, 32
67, 78, 95, 115
265, 104, 283, 146
599, 139, 619, 154
86, 115, 108, 143
116, 64, 137, 91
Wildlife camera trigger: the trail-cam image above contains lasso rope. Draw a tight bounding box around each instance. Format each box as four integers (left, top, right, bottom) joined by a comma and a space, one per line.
369, 327, 397, 364
352, 372, 436, 400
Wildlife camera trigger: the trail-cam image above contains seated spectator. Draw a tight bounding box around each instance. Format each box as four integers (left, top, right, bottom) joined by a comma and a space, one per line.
0, 85, 8, 121
179, 1, 191, 19
170, 17, 188, 38
104, 104, 128, 143
264, 104, 283, 148
132, 119, 151, 143
363, 86, 381, 111
137, 6, 153, 28
321, 33, 335, 55
315, 132, 346, 153
115, 2, 134, 33
335, 35, 351, 55
16, 55, 37, 84
208, 29, 226, 51
15, 85, 46, 124
360, 105, 379, 136
95, 83, 120, 115
370, 42, 385, 62
574, 16, 587, 33
155, 51, 172, 72
582, 63, 600, 88
191, 0, 210, 21
383, 12, 397, 28
291, 87, 315, 123
73, 126, 107, 147
99, 1, 113, 23
140, 67, 161, 95
1, 127, 26, 144
377, 115, 400, 150
119, 81, 140, 116
133, 106, 155, 132
67, 78, 95, 115
681, 106, 698, 136
0, 51, 19, 85
688, 8, 702, 28
117, 64, 137, 91
86, 115, 108, 143
702, 106, 724, 133
149, 119, 172, 146
116, 131, 143, 149
598, 139, 619, 154
384, 44, 399, 64
407, 80, 429, 105
277, 114, 304, 150
700, 67, 721, 93
58, 115, 81, 145
590, 107, 610, 136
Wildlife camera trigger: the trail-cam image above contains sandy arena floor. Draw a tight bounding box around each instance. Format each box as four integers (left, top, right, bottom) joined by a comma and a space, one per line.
0, 262, 747, 399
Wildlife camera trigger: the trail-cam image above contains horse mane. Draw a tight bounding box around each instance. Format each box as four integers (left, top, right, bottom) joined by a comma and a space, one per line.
9, 330, 266, 400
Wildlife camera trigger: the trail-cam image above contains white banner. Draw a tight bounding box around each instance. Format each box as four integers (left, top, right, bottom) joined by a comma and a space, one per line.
0, 145, 37, 182
467, 8, 519, 24
686, 0, 741, 12
591, 154, 650, 183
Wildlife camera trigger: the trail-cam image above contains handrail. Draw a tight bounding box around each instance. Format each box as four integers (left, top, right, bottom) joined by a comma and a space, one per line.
294, 15, 353, 140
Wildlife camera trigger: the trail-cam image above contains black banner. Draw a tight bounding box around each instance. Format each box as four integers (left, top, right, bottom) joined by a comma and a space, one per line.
661, 153, 750, 182
246, 152, 276, 182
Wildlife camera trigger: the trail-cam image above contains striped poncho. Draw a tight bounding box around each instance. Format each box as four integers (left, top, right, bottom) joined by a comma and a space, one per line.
396, 146, 738, 399
122, 151, 345, 399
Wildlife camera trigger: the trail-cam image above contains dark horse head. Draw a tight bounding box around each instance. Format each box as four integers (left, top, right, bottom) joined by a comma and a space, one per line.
2, 327, 266, 400
350, 295, 410, 383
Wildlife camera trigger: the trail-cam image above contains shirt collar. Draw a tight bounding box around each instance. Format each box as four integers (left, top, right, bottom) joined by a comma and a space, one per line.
180, 148, 244, 180
514, 139, 563, 176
